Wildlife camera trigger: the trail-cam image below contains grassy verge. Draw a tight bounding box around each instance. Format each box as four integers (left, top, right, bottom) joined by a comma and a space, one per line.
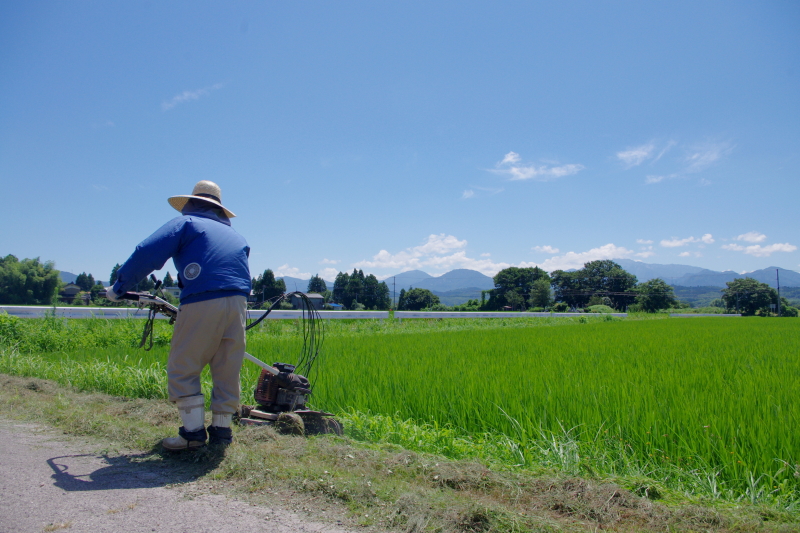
2, 374, 798, 532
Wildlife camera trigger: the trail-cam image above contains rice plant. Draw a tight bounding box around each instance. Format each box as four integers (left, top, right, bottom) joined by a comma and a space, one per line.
1, 312, 797, 503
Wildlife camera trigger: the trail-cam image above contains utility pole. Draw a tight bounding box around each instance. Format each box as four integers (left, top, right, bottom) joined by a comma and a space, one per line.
777, 269, 781, 317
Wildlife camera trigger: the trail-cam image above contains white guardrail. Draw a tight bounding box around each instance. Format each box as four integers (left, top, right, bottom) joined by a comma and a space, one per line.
0, 306, 389, 322
394, 311, 627, 321
668, 313, 741, 317
0, 307, 741, 321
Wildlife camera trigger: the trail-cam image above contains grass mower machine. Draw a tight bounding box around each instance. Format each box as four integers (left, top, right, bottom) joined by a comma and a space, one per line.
122, 275, 342, 437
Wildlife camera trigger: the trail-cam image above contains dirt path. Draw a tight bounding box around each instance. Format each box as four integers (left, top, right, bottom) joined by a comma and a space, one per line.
0, 419, 355, 533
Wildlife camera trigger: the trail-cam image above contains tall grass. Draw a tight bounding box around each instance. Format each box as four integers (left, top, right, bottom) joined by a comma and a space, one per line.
1, 312, 798, 504
248, 318, 800, 503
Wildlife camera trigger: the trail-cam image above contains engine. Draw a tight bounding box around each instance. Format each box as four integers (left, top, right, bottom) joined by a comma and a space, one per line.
253, 362, 311, 413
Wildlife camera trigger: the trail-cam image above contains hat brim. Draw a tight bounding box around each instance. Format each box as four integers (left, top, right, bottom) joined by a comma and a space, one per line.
168, 195, 236, 218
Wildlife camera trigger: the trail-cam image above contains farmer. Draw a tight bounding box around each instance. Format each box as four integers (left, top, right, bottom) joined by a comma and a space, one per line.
106, 181, 251, 450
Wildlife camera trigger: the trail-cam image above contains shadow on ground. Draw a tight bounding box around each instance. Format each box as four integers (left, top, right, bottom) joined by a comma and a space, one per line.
46, 444, 226, 491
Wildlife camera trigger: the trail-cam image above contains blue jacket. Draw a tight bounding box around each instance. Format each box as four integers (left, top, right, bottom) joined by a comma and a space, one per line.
113, 201, 251, 304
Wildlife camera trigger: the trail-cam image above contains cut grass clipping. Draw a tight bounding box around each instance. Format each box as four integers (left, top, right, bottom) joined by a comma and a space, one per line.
0, 313, 798, 508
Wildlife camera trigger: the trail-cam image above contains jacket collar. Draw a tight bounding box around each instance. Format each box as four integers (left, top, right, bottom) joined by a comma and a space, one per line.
181, 200, 232, 226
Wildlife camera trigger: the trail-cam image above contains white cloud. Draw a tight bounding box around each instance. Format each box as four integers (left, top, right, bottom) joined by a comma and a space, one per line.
162, 83, 224, 111
685, 142, 732, 172
660, 234, 714, 247
536, 243, 642, 271
491, 152, 584, 182
721, 242, 797, 257
320, 258, 339, 264
480, 253, 491, 257
679, 251, 691, 257
533, 245, 560, 254
461, 189, 475, 199
735, 231, 767, 243
645, 175, 665, 184
661, 237, 694, 247
636, 239, 653, 245
274, 264, 311, 279
354, 236, 671, 277
474, 186, 505, 195
653, 140, 677, 163
354, 234, 470, 272
616, 143, 655, 168
500, 151, 521, 165
319, 267, 339, 280
355, 234, 544, 276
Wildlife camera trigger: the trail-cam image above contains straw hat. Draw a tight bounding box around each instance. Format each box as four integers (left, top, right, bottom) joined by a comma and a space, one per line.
168, 180, 236, 218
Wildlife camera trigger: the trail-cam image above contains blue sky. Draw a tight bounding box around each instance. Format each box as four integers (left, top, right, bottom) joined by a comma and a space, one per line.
1, 1, 798, 283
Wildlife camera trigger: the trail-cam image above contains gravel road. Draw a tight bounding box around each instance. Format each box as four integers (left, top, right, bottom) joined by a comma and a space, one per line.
0, 419, 355, 533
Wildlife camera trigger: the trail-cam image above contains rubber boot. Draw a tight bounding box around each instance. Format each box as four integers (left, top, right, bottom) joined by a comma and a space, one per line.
162, 395, 207, 451
208, 412, 233, 446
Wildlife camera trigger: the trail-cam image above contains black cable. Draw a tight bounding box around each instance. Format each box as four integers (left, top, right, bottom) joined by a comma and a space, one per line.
245, 291, 325, 386
138, 307, 157, 351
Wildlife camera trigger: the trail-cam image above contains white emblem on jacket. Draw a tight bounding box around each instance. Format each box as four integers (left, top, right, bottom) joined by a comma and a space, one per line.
184, 263, 202, 280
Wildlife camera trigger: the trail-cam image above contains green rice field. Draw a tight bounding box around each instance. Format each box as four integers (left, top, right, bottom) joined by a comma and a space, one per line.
1, 313, 798, 505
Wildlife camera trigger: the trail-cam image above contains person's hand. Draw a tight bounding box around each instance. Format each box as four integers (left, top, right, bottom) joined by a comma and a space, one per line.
106, 286, 122, 302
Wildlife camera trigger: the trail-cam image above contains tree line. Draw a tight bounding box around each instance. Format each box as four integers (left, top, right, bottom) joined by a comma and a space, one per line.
394, 260, 797, 316
250, 268, 392, 310
1, 254, 797, 316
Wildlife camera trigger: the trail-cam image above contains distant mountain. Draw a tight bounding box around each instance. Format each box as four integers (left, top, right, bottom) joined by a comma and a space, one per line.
671, 269, 741, 287
673, 267, 800, 288
431, 287, 484, 306
383, 269, 494, 299
278, 276, 335, 293
613, 260, 800, 288
384, 270, 433, 298
390, 270, 433, 288
415, 269, 494, 293
614, 259, 705, 283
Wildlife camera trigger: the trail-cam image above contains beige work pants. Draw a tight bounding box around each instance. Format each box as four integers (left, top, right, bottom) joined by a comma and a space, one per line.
167, 295, 247, 415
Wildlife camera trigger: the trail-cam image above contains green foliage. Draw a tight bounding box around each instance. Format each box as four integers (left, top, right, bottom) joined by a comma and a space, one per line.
162, 271, 175, 287
721, 277, 777, 316
0, 255, 61, 305
551, 302, 569, 312
485, 266, 549, 310
330, 270, 390, 310
137, 275, 155, 292
635, 278, 678, 312
528, 277, 553, 309
75, 272, 95, 291
306, 274, 327, 293
397, 287, 440, 310
587, 304, 615, 313
452, 299, 481, 311
109, 263, 121, 286
553, 260, 637, 310
252, 269, 286, 304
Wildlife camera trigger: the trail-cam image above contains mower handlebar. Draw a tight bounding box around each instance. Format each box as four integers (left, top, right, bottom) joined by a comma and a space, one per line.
122, 292, 144, 301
